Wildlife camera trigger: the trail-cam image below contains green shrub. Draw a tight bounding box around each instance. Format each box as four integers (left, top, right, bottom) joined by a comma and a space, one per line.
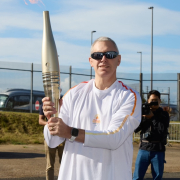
0, 111, 44, 144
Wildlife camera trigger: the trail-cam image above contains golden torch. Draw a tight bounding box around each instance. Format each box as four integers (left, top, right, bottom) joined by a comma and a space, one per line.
42, 11, 60, 117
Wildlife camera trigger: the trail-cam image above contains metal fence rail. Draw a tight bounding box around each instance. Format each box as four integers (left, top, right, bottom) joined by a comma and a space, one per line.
168, 123, 180, 142
0, 61, 180, 119
133, 123, 180, 143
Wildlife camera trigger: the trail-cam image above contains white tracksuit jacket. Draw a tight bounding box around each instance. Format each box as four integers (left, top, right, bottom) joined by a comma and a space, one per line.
44, 79, 142, 180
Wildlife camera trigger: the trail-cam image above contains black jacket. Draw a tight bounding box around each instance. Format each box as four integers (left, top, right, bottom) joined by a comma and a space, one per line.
135, 107, 170, 152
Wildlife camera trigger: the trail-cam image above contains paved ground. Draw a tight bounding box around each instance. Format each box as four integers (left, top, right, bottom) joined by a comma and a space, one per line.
0, 142, 180, 180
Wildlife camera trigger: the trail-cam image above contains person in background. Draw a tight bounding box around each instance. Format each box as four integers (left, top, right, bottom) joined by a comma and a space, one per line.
39, 102, 64, 180
133, 90, 170, 180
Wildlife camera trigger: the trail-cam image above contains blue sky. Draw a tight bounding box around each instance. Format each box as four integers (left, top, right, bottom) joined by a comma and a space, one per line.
0, 0, 180, 74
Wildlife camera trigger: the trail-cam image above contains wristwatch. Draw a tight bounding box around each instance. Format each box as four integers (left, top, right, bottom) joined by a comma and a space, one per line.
69, 128, 79, 142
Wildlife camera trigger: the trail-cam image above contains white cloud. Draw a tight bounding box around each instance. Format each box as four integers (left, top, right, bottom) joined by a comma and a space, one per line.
0, 36, 180, 73
60, 77, 79, 94
0, 38, 41, 63
0, 11, 42, 32
0, 0, 180, 74
47, 1, 180, 40
0, 37, 91, 67
1, 0, 180, 38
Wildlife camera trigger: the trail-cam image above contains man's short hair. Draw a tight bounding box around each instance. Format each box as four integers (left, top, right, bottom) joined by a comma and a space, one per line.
90, 37, 119, 55
147, 90, 161, 99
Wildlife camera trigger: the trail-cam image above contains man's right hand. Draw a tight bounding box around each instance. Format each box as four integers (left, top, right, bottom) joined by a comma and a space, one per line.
42, 97, 63, 120
42, 97, 56, 120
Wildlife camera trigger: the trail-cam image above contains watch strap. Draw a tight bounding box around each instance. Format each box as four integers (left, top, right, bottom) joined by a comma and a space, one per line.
69, 128, 79, 142
69, 136, 76, 142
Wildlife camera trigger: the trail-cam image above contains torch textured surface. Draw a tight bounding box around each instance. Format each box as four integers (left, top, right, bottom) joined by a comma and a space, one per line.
42, 11, 60, 117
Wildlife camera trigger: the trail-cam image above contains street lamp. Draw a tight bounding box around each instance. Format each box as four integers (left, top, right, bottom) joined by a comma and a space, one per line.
91, 31, 96, 45
90, 31, 96, 79
137, 52, 142, 74
148, 6, 154, 90
137, 52, 142, 98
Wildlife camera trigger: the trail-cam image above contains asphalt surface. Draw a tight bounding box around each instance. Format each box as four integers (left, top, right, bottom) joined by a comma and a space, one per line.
1, 173, 180, 180
0, 143, 180, 180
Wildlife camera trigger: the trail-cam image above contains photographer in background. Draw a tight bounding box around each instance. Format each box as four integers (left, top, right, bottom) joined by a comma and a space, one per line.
133, 90, 170, 180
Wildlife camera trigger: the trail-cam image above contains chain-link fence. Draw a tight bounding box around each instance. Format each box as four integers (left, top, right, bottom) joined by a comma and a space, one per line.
133, 123, 180, 143
0, 61, 179, 120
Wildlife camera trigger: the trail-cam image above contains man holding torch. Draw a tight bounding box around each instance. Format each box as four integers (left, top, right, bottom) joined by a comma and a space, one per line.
43, 37, 141, 180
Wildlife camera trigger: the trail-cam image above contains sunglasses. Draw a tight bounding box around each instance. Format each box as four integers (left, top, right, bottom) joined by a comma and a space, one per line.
91, 51, 118, 60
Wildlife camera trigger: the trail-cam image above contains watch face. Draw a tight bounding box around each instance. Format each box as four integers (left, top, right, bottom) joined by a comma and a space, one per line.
72, 128, 79, 136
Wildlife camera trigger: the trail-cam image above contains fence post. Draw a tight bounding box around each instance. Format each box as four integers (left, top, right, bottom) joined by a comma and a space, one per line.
146, 86, 149, 101
140, 73, 143, 98
30, 63, 33, 113
168, 87, 170, 109
69, 66, 72, 89
90, 66, 92, 80
177, 73, 180, 121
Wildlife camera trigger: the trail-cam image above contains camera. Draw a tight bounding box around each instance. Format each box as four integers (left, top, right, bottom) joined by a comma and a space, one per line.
142, 101, 158, 115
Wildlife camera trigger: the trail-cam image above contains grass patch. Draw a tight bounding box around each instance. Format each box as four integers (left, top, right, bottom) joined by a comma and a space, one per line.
0, 111, 44, 144
170, 121, 180, 123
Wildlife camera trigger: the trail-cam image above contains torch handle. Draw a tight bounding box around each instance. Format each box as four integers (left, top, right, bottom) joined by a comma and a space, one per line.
43, 71, 60, 117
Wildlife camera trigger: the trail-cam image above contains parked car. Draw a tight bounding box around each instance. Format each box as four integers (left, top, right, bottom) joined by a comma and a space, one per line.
0, 89, 63, 113
0, 89, 46, 112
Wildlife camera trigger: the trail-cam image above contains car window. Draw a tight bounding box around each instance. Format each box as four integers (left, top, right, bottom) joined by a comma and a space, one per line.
0, 95, 8, 108
14, 95, 30, 107
6, 97, 14, 108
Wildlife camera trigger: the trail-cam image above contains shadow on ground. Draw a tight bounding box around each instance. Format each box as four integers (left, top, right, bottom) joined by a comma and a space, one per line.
0, 178, 46, 180
145, 179, 180, 180
0, 152, 45, 159
1, 174, 180, 180
144, 172, 180, 180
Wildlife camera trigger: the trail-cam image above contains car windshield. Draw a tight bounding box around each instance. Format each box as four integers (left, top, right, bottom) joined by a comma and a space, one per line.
0, 95, 8, 108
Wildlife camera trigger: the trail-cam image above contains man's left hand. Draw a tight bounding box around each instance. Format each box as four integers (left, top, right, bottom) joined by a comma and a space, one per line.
48, 117, 71, 138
